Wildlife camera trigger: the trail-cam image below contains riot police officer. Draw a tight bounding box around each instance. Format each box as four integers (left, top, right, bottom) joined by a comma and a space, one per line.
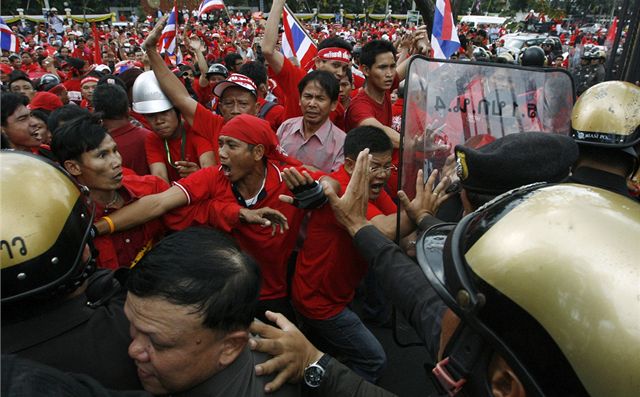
569, 81, 640, 197
0, 151, 140, 389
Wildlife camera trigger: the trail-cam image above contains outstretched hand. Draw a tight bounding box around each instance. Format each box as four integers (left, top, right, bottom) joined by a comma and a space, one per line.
398, 169, 452, 226
249, 311, 323, 393
323, 148, 371, 237
143, 14, 168, 51
239, 207, 289, 236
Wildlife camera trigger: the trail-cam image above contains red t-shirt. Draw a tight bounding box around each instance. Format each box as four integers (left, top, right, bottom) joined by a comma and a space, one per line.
192, 79, 215, 106
144, 115, 214, 183
94, 173, 169, 270
270, 57, 345, 128
109, 122, 151, 176
344, 76, 399, 132
292, 165, 396, 319
258, 97, 286, 132
170, 163, 306, 300
189, 102, 225, 155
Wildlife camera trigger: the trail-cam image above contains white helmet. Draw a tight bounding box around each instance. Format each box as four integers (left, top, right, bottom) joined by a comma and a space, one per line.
131, 71, 173, 114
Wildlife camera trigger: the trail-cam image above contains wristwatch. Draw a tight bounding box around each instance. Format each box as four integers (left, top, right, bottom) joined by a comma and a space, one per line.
303, 353, 331, 388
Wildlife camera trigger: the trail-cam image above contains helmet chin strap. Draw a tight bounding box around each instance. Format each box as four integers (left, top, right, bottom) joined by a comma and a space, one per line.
430, 324, 493, 396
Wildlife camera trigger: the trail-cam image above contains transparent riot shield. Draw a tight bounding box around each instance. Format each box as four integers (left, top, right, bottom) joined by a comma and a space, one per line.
398, 57, 575, 199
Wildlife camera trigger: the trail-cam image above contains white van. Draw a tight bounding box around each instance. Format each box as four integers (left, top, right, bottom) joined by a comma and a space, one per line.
460, 15, 508, 27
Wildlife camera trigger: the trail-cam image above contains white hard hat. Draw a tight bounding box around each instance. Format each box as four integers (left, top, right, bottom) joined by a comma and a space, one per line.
131, 71, 173, 114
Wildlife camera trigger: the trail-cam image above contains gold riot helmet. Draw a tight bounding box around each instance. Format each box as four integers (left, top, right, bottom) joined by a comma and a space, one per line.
571, 81, 640, 148
417, 183, 640, 396
1, 151, 96, 304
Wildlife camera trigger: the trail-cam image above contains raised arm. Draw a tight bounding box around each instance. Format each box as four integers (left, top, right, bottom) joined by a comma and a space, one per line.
262, 0, 286, 74
143, 15, 198, 126
189, 36, 211, 89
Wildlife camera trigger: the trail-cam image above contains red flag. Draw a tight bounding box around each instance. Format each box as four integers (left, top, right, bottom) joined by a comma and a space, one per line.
92, 23, 103, 65
605, 17, 618, 45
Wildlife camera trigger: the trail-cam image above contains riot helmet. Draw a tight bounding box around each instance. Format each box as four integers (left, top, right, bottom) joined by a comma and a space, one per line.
571, 81, 640, 149
519, 46, 545, 67
131, 70, 174, 114
417, 183, 640, 396
1, 151, 96, 304
206, 63, 229, 78
37, 73, 61, 91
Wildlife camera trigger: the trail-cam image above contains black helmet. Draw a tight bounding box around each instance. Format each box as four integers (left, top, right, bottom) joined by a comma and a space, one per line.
37, 73, 61, 91
520, 46, 545, 67
1, 152, 96, 304
417, 183, 640, 396
206, 63, 229, 78
541, 38, 554, 46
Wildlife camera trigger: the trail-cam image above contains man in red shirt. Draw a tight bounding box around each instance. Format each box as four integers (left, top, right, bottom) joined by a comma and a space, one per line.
132, 70, 216, 184
93, 83, 151, 176
263, 0, 352, 129
92, 114, 329, 323
51, 115, 168, 270
289, 125, 431, 383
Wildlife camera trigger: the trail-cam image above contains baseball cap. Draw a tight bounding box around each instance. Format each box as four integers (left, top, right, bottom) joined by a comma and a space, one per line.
28, 91, 63, 112
213, 73, 257, 98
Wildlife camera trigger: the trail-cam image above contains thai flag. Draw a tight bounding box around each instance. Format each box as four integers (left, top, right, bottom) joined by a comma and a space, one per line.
160, 5, 182, 65
430, 0, 460, 60
0, 17, 20, 52
198, 0, 226, 17
281, 4, 317, 69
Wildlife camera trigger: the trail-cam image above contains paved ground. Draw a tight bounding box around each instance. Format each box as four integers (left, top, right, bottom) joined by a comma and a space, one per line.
369, 310, 438, 396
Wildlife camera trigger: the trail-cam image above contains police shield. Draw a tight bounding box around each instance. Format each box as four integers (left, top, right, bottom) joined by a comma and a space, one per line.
398, 57, 575, 199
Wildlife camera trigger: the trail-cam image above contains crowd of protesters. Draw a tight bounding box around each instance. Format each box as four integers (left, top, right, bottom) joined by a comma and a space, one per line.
2, 3, 639, 396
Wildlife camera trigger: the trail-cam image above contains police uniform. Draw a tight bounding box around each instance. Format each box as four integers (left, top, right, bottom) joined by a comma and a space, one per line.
2, 271, 141, 390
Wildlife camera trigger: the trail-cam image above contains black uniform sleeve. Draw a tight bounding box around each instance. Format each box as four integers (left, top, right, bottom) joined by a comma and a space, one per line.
313, 357, 398, 397
353, 224, 446, 361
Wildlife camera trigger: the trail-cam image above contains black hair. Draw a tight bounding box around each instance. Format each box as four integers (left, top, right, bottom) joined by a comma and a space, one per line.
8, 71, 33, 88
317, 36, 353, 53
29, 109, 50, 123
93, 83, 129, 120
47, 105, 91, 137
345, 67, 353, 84
51, 114, 107, 163
297, 70, 339, 102
1, 92, 29, 126
224, 53, 243, 70
238, 61, 268, 87
344, 125, 392, 157
360, 40, 397, 69
127, 227, 261, 332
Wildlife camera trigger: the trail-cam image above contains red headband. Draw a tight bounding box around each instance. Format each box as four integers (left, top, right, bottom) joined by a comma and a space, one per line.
81, 76, 99, 86
220, 114, 301, 166
317, 47, 352, 63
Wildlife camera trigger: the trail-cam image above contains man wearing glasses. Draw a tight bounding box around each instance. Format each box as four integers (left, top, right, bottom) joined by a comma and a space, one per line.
289, 125, 440, 384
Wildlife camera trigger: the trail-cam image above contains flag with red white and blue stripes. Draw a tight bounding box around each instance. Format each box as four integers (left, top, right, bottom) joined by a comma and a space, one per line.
431, 0, 460, 59
160, 5, 182, 65
0, 17, 20, 52
197, 0, 226, 17
281, 4, 317, 69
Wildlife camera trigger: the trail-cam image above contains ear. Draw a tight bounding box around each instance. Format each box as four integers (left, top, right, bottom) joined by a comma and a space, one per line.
343, 156, 355, 175
64, 159, 82, 177
361, 64, 370, 78
314, 58, 323, 70
252, 144, 265, 161
330, 100, 338, 112
258, 83, 268, 98
489, 355, 526, 397
218, 330, 248, 367
460, 189, 474, 216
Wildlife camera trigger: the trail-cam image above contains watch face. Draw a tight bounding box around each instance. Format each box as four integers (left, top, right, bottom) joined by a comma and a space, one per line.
304, 364, 325, 388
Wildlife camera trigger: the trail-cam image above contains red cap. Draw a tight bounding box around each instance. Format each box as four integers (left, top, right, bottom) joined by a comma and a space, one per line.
28, 91, 63, 112
0, 64, 13, 74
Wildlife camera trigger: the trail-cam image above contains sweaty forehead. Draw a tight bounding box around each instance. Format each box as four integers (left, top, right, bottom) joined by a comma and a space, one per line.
370, 150, 393, 163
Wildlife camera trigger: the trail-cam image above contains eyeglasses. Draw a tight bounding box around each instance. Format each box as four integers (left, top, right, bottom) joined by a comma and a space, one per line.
370, 164, 397, 175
